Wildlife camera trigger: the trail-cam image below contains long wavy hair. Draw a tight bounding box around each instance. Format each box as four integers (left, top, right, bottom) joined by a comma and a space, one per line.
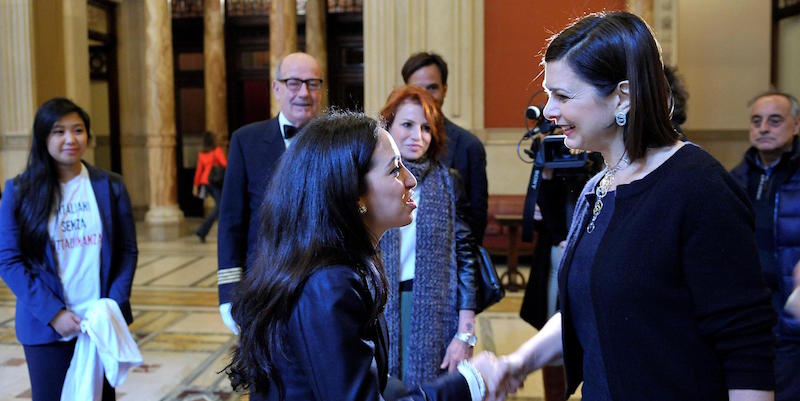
544, 11, 678, 161
226, 111, 389, 398
14, 97, 91, 266
379, 84, 447, 162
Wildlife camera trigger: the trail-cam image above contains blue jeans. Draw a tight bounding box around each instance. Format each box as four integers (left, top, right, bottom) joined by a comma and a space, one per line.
197, 183, 221, 237
23, 339, 115, 401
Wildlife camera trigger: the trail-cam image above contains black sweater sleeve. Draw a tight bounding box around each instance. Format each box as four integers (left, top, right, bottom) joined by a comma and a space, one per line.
681, 163, 776, 390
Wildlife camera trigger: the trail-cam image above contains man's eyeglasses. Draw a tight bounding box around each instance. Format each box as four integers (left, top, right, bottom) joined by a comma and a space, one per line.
278, 78, 323, 92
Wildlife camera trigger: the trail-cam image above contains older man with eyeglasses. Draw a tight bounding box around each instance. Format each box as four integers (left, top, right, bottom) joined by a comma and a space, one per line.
731, 90, 800, 401
217, 52, 323, 336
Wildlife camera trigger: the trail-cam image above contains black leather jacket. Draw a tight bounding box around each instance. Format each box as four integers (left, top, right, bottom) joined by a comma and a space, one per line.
450, 168, 480, 311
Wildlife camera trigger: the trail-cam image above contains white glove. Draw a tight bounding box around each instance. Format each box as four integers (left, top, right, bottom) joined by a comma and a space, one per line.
220, 302, 239, 335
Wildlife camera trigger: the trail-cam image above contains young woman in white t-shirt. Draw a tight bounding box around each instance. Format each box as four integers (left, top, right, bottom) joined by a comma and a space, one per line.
0, 97, 138, 401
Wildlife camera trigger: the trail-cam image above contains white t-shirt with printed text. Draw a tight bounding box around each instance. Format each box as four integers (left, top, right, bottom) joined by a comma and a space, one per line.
48, 164, 103, 320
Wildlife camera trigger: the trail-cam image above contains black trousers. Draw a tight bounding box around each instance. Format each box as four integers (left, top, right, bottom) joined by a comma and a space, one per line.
23, 339, 115, 401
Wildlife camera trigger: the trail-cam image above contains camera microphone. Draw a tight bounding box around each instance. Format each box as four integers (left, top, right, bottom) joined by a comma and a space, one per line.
523, 118, 556, 139
526, 105, 542, 120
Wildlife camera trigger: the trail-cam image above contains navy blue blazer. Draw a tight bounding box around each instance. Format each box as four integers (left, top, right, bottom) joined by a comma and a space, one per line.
255, 265, 471, 401
0, 163, 138, 345
442, 119, 488, 243
217, 117, 286, 304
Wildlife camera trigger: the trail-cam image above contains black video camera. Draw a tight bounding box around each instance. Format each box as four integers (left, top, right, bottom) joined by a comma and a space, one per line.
540, 135, 587, 169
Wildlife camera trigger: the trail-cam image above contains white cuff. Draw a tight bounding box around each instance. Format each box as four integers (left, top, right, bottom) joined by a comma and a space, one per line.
219, 302, 239, 335
457, 360, 485, 401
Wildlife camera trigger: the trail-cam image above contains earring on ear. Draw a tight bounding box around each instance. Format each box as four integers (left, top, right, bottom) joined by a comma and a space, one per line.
615, 112, 627, 127
358, 203, 367, 215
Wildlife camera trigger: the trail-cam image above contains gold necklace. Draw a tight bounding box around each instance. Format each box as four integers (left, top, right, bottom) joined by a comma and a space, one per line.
586, 153, 630, 234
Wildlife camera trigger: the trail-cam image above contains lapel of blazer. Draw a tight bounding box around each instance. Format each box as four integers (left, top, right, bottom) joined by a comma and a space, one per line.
260, 117, 287, 176
263, 117, 285, 147
87, 164, 113, 291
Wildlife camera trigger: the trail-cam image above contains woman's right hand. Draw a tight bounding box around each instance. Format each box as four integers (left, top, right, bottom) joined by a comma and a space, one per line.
192, 185, 199, 197
50, 309, 81, 337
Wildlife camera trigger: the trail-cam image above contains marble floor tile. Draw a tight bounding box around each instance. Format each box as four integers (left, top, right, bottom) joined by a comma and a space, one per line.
0, 345, 30, 400
0, 306, 15, 325
134, 256, 203, 286
117, 351, 214, 401
167, 313, 232, 335
152, 257, 218, 287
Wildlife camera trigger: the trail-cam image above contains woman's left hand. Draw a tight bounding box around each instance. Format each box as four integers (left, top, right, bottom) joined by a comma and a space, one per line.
440, 337, 474, 372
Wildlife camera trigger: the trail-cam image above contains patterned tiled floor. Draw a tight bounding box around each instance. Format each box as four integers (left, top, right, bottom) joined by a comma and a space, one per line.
0, 219, 552, 401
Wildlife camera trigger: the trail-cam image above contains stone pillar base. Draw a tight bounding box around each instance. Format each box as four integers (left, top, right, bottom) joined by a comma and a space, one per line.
144, 205, 185, 241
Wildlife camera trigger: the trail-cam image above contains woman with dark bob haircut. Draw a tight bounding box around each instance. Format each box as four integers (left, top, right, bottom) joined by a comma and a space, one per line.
0, 98, 137, 400
226, 110, 501, 401
487, 12, 776, 401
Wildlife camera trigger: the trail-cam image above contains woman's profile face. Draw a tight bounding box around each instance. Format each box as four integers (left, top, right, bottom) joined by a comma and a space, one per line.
360, 129, 417, 238
542, 59, 620, 152
388, 100, 432, 161
46, 112, 88, 170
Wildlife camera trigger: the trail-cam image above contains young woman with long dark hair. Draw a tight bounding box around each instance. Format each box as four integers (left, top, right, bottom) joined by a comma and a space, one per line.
226, 111, 501, 401
0, 97, 137, 401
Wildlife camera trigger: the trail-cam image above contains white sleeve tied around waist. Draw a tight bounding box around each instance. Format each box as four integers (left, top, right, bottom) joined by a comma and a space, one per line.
61, 298, 143, 401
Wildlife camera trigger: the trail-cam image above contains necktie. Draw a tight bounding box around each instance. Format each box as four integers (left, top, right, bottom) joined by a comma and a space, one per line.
283, 125, 298, 139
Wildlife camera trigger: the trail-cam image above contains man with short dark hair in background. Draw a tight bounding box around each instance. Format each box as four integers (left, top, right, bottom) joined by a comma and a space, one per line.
402, 52, 488, 243
731, 90, 800, 401
217, 52, 323, 334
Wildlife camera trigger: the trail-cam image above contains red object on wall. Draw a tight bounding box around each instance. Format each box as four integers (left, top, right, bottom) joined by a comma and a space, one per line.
484, 0, 626, 128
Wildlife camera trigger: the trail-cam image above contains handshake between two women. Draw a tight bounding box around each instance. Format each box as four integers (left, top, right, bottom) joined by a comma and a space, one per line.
469, 313, 563, 401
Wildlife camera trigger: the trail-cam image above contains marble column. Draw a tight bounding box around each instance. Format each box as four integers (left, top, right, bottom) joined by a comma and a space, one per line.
305, 0, 328, 107
143, 0, 184, 228
269, 0, 297, 117
204, 0, 228, 145
362, 0, 484, 133
0, 0, 36, 185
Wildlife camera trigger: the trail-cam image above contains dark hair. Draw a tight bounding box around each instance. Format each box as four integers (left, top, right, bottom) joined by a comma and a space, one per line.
201, 131, 217, 152
664, 65, 688, 127
226, 110, 389, 397
14, 97, 91, 265
544, 12, 677, 160
379, 85, 447, 162
401, 52, 449, 86
748, 90, 799, 118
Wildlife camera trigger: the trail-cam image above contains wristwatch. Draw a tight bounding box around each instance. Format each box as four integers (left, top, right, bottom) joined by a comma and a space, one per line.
454, 332, 478, 347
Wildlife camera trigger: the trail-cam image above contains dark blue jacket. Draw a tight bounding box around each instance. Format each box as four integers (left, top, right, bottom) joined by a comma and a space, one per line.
731, 136, 800, 344
560, 144, 774, 400
217, 117, 286, 304
442, 119, 488, 243
0, 163, 138, 345
255, 265, 471, 401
